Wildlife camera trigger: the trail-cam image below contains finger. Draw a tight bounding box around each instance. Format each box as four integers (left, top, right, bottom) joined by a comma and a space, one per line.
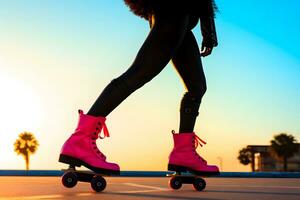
201, 45, 205, 52
200, 46, 207, 56
201, 48, 209, 57
202, 47, 212, 57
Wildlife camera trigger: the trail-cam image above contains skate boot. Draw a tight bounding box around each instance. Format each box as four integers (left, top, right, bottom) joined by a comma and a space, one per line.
168, 130, 219, 175
59, 110, 119, 175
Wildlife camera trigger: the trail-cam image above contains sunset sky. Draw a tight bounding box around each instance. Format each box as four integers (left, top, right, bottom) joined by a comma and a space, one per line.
0, 0, 299, 171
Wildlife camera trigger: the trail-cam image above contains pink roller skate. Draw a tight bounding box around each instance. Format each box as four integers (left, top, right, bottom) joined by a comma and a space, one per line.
167, 130, 219, 191
59, 110, 119, 175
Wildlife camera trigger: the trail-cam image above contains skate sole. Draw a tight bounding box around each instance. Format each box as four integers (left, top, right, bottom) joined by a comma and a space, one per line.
168, 164, 220, 176
59, 154, 120, 175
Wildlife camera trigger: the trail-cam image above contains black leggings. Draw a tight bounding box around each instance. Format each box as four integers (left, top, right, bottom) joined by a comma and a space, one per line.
88, 13, 207, 133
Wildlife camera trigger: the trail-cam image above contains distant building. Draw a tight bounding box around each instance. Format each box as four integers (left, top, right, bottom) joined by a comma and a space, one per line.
247, 144, 300, 172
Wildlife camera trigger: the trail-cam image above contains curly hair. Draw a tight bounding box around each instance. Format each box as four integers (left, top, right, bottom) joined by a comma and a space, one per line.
124, 0, 219, 20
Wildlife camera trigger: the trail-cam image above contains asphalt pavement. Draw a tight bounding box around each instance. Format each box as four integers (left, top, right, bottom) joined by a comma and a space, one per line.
1, 176, 300, 200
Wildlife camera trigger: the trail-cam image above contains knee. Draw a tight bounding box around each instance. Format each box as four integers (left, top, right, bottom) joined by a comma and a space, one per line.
114, 69, 154, 93
198, 83, 207, 99
190, 83, 207, 101
131, 71, 156, 90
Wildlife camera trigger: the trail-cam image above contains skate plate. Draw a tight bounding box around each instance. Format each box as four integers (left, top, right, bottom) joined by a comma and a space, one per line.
167, 172, 207, 191
167, 163, 220, 191
61, 166, 107, 192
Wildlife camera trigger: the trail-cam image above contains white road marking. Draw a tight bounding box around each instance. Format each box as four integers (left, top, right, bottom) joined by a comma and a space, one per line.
115, 182, 170, 194
76, 193, 93, 197
124, 183, 169, 191
116, 189, 168, 194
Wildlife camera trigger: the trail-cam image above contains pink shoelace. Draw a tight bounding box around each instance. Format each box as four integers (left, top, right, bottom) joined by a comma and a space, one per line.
194, 134, 207, 148
97, 118, 110, 139
193, 134, 208, 164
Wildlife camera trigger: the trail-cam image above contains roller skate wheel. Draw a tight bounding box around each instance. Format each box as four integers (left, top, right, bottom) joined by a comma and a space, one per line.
169, 177, 182, 190
91, 175, 106, 192
193, 177, 206, 191
62, 171, 78, 188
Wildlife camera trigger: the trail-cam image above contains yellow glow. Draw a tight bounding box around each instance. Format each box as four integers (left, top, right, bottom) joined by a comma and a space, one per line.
0, 70, 42, 169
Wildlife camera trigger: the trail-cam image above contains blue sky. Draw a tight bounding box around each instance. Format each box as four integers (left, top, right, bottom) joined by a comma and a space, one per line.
218, 0, 300, 58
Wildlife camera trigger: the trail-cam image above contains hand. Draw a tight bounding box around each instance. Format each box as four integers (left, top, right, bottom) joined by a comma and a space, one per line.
200, 46, 213, 57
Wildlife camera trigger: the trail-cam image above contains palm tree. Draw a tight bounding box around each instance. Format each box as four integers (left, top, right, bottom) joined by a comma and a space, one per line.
14, 132, 39, 170
270, 133, 298, 171
237, 147, 254, 171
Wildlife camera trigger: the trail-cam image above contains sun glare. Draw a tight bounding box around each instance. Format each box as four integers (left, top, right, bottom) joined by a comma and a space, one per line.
0, 70, 42, 168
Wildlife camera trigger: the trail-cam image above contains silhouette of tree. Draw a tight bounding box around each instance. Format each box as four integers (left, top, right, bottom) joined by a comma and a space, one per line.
14, 132, 39, 170
271, 133, 298, 171
238, 147, 253, 171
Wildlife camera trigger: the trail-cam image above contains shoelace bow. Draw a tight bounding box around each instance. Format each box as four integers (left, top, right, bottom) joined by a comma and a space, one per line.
194, 134, 206, 148
97, 118, 110, 139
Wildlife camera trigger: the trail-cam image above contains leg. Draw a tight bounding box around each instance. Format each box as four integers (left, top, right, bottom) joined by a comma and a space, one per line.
168, 30, 219, 175
168, 29, 219, 175
88, 13, 191, 117
171, 29, 207, 133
